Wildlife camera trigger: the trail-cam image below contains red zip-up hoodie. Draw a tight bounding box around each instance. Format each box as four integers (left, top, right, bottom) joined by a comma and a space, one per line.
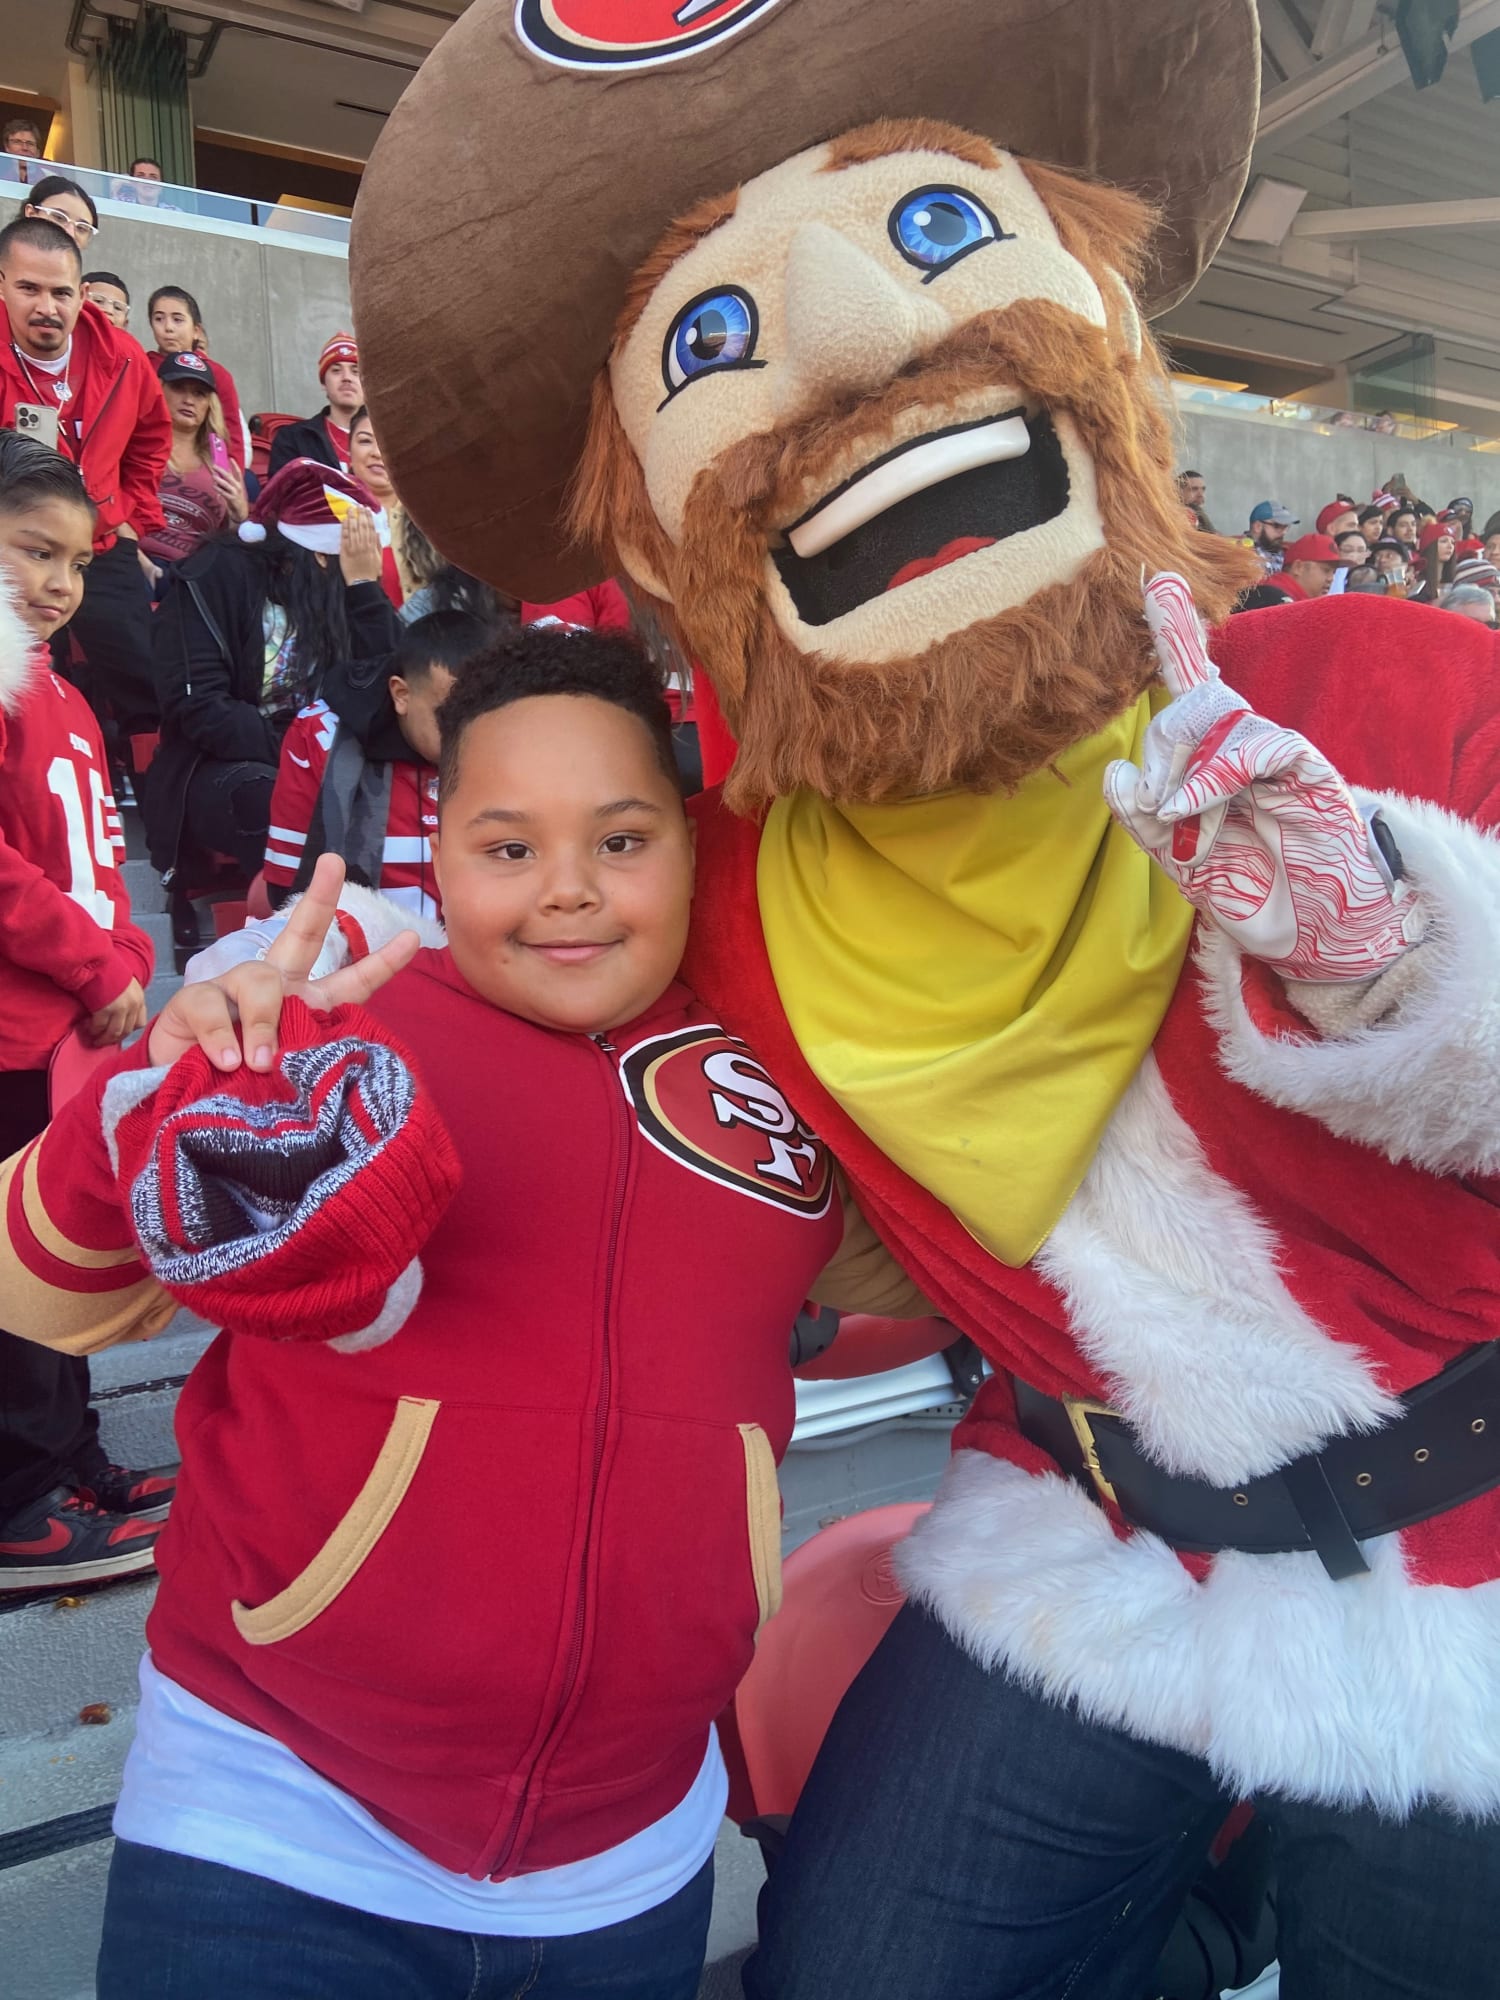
13, 950, 843, 1876
0, 299, 171, 547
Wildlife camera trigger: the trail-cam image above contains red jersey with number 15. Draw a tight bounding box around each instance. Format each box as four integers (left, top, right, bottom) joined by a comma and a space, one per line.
264, 701, 441, 920
0, 648, 154, 1071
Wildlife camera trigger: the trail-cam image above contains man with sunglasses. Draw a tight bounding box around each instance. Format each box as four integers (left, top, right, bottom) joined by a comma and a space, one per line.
0, 214, 169, 738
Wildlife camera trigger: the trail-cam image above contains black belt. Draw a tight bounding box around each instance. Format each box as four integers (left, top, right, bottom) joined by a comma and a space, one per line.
1014, 1341, 1500, 1581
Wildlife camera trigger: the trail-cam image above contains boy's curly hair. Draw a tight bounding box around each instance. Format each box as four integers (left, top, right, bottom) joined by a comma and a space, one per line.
437, 624, 679, 801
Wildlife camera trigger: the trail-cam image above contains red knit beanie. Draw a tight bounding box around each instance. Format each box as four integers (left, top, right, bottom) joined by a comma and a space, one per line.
102, 999, 460, 1349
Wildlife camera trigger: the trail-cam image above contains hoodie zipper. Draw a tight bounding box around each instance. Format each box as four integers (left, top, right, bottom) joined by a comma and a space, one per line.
482, 1031, 629, 1877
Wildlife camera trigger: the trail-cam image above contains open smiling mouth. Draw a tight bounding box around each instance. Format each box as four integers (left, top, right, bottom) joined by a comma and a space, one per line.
771, 409, 1069, 628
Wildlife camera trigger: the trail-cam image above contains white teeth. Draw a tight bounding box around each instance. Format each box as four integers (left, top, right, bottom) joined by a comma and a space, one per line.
786, 414, 1031, 561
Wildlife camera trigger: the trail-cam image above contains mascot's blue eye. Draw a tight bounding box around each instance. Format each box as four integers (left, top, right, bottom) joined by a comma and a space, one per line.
662, 288, 759, 396
889, 188, 1002, 276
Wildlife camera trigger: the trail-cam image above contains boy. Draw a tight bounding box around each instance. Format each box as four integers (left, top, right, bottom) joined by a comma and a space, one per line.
0, 626, 924, 1997
0, 428, 173, 1591
264, 609, 485, 922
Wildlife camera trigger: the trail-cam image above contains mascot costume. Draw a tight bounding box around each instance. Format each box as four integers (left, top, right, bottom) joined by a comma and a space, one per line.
354, 2, 1500, 1992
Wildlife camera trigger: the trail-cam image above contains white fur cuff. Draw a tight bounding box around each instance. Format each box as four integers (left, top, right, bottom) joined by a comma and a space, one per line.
1200, 792, 1500, 1177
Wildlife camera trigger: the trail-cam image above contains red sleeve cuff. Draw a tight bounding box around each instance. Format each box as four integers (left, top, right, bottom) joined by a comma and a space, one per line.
74, 954, 137, 1017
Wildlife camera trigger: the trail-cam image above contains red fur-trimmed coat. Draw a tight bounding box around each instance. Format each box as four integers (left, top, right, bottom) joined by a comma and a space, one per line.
683, 593, 1500, 1815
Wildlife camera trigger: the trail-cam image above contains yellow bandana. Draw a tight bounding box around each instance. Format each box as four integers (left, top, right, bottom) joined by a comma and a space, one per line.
757, 690, 1193, 1267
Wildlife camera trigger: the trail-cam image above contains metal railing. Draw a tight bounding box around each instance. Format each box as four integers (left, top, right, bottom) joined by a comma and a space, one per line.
1173, 379, 1500, 455
2, 155, 350, 248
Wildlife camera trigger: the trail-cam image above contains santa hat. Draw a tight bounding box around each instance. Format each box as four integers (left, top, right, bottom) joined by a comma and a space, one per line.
101, 998, 461, 1350
239, 458, 389, 555
318, 331, 359, 380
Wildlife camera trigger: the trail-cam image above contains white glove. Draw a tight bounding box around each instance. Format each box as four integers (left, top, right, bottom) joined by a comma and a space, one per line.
1104, 572, 1425, 983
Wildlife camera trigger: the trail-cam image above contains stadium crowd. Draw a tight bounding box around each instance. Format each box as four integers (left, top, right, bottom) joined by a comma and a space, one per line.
1179, 466, 1500, 625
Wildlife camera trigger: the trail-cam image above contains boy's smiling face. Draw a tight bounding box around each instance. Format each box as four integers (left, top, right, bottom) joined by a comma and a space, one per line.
432, 693, 694, 1035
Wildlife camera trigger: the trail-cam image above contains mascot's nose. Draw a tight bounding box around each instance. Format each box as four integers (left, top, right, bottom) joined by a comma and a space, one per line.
774, 222, 950, 422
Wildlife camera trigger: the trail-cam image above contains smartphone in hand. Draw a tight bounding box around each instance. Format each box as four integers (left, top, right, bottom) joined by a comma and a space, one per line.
208, 434, 231, 473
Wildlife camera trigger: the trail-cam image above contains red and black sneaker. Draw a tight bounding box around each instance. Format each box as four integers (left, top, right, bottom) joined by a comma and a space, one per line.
0, 1486, 161, 1592
72, 1457, 178, 1522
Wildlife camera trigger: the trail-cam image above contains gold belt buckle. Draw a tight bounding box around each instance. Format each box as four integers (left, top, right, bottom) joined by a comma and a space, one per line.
1061, 1396, 1121, 1507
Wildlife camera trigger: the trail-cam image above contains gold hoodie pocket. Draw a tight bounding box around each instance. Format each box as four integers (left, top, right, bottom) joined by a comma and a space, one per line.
738, 1421, 784, 1634
232, 1397, 440, 1646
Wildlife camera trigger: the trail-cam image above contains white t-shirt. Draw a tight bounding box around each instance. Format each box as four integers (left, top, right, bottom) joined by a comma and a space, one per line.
114, 1655, 726, 1935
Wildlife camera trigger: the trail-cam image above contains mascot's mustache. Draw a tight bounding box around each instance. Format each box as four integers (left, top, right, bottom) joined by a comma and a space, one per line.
659, 296, 1257, 811
709, 303, 1117, 537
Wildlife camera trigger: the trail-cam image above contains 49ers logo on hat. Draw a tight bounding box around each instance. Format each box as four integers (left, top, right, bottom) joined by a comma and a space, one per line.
619, 1026, 832, 1217
515, 0, 787, 73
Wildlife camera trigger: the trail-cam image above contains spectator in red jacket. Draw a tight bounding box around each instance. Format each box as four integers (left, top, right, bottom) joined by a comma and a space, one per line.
146, 285, 247, 469
1270, 533, 1342, 602
0, 429, 171, 1593
0, 214, 170, 735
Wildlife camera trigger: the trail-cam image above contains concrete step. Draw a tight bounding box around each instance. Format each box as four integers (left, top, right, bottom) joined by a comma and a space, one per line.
118, 859, 163, 917
133, 911, 171, 955
0, 1836, 112, 2000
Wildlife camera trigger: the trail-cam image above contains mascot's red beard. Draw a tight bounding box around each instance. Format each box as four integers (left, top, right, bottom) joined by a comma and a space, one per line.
576, 299, 1258, 811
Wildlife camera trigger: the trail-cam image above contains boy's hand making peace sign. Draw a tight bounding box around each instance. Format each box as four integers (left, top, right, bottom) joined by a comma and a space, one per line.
148, 855, 420, 1075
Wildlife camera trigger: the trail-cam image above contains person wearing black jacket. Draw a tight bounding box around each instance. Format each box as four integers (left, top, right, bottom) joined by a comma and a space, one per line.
145, 460, 399, 894
267, 333, 363, 476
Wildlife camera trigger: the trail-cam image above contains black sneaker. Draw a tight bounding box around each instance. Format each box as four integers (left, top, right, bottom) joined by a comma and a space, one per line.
73, 1458, 178, 1522
0, 1486, 161, 1592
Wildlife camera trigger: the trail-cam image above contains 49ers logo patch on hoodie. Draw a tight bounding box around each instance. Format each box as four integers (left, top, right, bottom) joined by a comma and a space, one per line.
618, 1026, 833, 1217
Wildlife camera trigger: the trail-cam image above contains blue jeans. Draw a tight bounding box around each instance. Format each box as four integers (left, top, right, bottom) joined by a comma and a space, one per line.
743, 1603, 1500, 2000
98, 1839, 713, 1999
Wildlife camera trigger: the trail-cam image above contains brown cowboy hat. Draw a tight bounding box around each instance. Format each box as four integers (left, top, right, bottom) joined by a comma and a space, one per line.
353, 0, 1259, 600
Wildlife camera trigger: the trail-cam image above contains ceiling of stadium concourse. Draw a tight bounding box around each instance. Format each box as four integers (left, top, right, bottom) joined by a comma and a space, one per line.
1162, 0, 1500, 432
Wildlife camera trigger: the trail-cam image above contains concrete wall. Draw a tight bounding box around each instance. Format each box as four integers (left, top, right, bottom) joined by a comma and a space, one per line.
0, 188, 351, 421
1175, 402, 1498, 541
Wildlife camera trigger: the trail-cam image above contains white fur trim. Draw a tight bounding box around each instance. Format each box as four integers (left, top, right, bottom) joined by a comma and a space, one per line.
1201, 791, 1500, 1176
0, 580, 40, 715
1038, 1059, 1399, 1485
898, 1449, 1500, 1815
100, 1065, 171, 1176
328, 1257, 422, 1353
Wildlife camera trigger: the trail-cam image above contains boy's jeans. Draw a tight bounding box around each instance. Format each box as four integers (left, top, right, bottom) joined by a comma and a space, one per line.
99, 1838, 712, 2000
